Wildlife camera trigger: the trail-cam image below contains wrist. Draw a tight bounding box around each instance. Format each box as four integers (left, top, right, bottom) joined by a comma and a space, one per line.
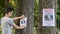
17, 17, 21, 19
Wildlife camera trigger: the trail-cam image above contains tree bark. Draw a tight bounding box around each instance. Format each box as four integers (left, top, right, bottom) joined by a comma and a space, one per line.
37, 0, 58, 34
15, 0, 34, 34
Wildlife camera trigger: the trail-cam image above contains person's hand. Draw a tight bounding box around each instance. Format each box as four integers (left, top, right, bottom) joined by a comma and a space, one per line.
19, 15, 25, 19
19, 26, 26, 29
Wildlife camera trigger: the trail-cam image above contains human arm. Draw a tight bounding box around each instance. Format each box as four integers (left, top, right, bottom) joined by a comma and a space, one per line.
6, 18, 25, 29
12, 15, 25, 21
13, 23, 25, 29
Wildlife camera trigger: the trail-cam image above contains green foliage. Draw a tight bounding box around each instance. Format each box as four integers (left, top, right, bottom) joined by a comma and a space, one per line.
0, 0, 5, 8
34, 0, 38, 27
57, 0, 60, 29
0, 0, 16, 19
0, 0, 5, 19
57, 10, 60, 28
57, 0, 60, 10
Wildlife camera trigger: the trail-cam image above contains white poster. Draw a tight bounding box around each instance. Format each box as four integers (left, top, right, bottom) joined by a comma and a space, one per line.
20, 17, 27, 27
42, 8, 55, 26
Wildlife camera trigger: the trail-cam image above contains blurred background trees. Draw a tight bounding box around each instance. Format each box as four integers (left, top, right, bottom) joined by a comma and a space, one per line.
0, 0, 60, 34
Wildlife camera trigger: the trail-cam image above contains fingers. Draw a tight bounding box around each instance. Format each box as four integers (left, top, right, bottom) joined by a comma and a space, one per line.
19, 26, 26, 29
20, 15, 25, 19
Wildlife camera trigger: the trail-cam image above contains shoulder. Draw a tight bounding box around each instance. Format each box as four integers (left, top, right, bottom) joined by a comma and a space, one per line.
6, 18, 14, 22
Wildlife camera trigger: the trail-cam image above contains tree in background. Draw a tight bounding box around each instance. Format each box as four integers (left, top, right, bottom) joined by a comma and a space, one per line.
15, 0, 34, 34
36, 0, 58, 34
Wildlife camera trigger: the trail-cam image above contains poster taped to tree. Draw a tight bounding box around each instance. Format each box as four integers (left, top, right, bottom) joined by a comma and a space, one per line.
42, 8, 55, 26
20, 17, 27, 27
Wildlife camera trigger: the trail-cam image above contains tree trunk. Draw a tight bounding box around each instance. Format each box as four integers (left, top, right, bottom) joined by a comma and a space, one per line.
15, 0, 34, 34
37, 0, 58, 34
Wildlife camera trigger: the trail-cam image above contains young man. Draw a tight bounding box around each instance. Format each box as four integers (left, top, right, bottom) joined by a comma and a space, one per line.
1, 7, 26, 34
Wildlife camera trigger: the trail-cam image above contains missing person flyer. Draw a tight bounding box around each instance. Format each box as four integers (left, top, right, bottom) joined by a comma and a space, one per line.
20, 17, 27, 27
42, 8, 55, 26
